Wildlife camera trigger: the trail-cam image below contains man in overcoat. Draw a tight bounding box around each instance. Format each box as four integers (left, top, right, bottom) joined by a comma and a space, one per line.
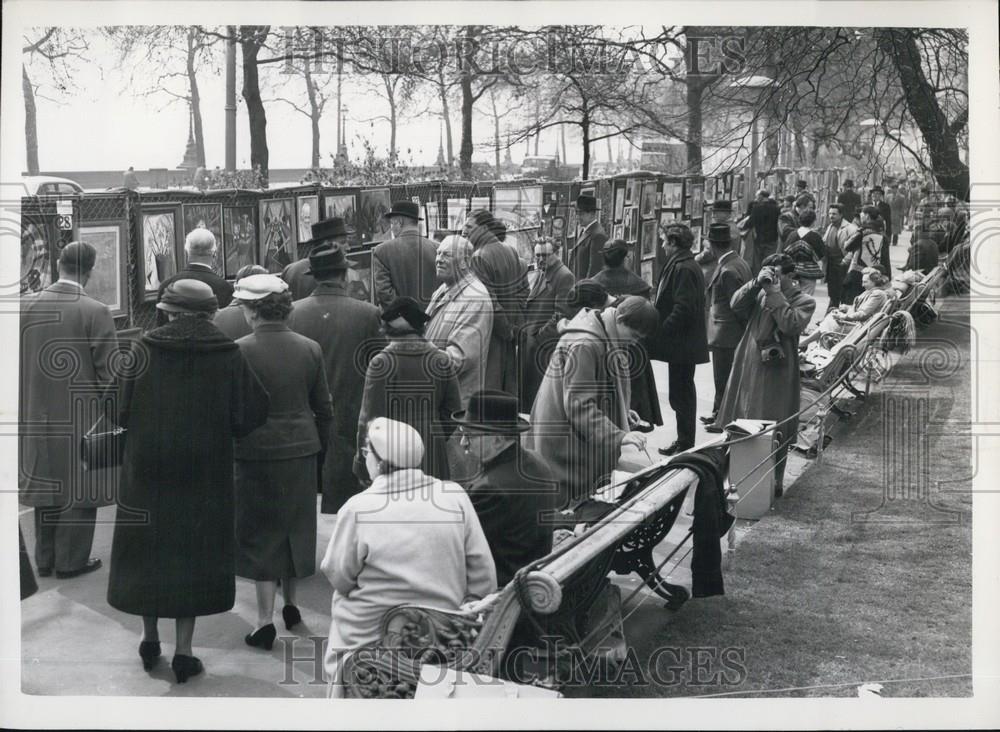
282, 218, 350, 301
837, 179, 862, 224
870, 186, 894, 243
424, 235, 494, 409
525, 296, 655, 508
20, 241, 118, 578
702, 223, 753, 432
567, 194, 607, 280
355, 296, 462, 481
520, 238, 575, 411
372, 201, 439, 310
747, 189, 781, 274
455, 390, 557, 586
466, 209, 529, 395
713, 253, 815, 495
651, 223, 709, 456
290, 246, 384, 514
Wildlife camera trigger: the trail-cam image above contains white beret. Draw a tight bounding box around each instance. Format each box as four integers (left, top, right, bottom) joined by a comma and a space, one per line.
367, 417, 424, 469
232, 273, 289, 301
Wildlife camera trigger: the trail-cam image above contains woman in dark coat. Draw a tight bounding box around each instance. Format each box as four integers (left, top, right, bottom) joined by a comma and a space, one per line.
107, 279, 269, 683
231, 275, 333, 651
355, 296, 462, 482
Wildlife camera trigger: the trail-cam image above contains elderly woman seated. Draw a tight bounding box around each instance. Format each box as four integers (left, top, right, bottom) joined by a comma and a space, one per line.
321, 418, 497, 697
800, 265, 892, 349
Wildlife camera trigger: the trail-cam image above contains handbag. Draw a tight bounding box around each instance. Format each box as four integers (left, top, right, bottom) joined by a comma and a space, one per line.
80, 414, 126, 471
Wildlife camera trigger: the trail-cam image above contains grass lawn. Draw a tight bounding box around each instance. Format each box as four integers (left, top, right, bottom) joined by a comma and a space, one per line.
573, 298, 973, 699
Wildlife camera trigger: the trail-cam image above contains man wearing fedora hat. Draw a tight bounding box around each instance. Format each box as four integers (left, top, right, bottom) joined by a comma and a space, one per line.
567, 194, 607, 281
869, 186, 894, 244
837, 179, 862, 225
372, 201, 439, 310
701, 223, 752, 432
695, 200, 740, 285
455, 390, 557, 586
282, 218, 351, 301
289, 243, 385, 514
355, 296, 462, 482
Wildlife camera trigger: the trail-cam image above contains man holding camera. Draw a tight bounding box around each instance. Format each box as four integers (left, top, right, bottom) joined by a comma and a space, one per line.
712, 253, 815, 495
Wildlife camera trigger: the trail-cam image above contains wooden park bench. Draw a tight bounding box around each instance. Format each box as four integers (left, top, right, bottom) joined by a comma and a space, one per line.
340, 463, 711, 698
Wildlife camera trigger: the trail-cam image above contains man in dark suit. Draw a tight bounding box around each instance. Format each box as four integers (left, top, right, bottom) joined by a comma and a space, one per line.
158, 228, 233, 310
652, 223, 709, 456
282, 218, 350, 301
700, 224, 752, 432
747, 189, 780, 274
837, 179, 862, 223
289, 246, 385, 514
372, 201, 439, 310
455, 390, 557, 587
870, 186, 894, 243
20, 242, 118, 578
567, 194, 607, 280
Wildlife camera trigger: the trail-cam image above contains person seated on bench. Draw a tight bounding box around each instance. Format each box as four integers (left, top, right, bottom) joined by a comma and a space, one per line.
320, 418, 497, 696
800, 266, 891, 348
902, 230, 940, 276
454, 390, 558, 587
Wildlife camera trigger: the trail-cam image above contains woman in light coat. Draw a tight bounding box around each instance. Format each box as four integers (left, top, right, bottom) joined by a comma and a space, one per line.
322, 418, 496, 695
800, 266, 890, 348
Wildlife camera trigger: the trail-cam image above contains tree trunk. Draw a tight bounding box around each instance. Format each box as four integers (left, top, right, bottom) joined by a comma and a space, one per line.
187, 28, 206, 168
534, 98, 541, 156
22, 66, 39, 175
458, 28, 476, 179
685, 76, 703, 175
561, 124, 568, 164
581, 108, 591, 180
386, 78, 398, 161
305, 64, 320, 168
225, 26, 237, 171
876, 29, 969, 199
240, 27, 269, 186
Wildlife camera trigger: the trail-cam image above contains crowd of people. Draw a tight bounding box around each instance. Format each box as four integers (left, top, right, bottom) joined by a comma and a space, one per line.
18, 175, 967, 692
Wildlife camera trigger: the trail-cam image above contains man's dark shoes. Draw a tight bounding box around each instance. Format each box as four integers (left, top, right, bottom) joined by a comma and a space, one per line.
704, 424, 724, 434
698, 413, 717, 425
657, 441, 692, 457
55, 558, 102, 579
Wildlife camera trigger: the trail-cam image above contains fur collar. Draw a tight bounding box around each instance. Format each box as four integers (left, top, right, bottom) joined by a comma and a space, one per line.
143, 316, 238, 352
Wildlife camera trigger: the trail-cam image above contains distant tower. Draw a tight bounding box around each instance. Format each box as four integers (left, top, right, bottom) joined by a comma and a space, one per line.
553, 142, 560, 165
335, 105, 349, 165
178, 107, 199, 171
435, 122, 447, 168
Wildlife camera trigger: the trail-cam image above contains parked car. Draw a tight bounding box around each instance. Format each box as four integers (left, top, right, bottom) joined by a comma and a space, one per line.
21, 176, 85, 197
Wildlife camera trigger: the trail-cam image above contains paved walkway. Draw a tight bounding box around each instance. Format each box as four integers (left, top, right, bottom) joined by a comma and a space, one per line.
18, 237, 916, 697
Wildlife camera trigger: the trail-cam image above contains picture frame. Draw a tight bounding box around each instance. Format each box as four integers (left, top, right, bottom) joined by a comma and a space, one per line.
222, 206, 257, 279
78, 223, 126, 316
345, 248, 373, 304
470, 195, 491, 213
296, 195, 319, 246
357, 188, 392, 244
323, 192, 358, 246
447, 198, 467, 231
641, 181, 657, 219
614, 186, 625, 222
628, 207, 639, 242
630, 179, 643, 208
640, 257, 655, 288
612, 223, 624, 240
140, 208, 179, 299
424, 201, 440, 236
662, 181, 683, 210
690, 184, 705, 220
641, 219, 657, 257
551, 215, 566, 243
20, 217, 54, 295
493, 187, 521, 230
659, 211, 678, 229
623, 179, 635, 206
182, 203, 224, 274
258, 198, 297, 273
622, 206, 633, 241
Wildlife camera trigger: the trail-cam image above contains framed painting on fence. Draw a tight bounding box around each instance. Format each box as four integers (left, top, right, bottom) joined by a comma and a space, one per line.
323, 192, 358, 245
640, 257, 655, 287
447, 198, 467, 231
629, 179, 643, 208
551, 215, 566, 243
346, 249, 373, 304
641, 181, 657, 219
424, 201, 440, 236
690, 184, 705, 220
470, 195, 491, 213
357, 188, 392, 244
78, 223, 126, 316
659, 211, 678, 229
20, 218, 53, 295
182, 203, 224, 274
258, 198, 296, 273
223, 206, 257, 278
493, 187, 521, 231
663, 182, 684, 210
623, 179, 635, 206
141, 209, 178, 298
614, 186, 626, 222
612, 223, 624, 241
640, 219, 657, 257
521, 186, 544, 229
296, 195, 319, 245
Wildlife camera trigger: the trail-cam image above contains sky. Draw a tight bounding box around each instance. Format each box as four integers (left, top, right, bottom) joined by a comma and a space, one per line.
23, 30, 642, 174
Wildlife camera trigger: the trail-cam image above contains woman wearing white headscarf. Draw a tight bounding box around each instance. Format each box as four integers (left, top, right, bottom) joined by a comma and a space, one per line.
321, 418, 496, 695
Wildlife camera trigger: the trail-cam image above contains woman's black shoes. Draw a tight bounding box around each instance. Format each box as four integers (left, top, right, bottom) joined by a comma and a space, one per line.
139, 640, 161, 671
245, 623, 277, 650
282, 605, 302, 631
171, 654, 204, 683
